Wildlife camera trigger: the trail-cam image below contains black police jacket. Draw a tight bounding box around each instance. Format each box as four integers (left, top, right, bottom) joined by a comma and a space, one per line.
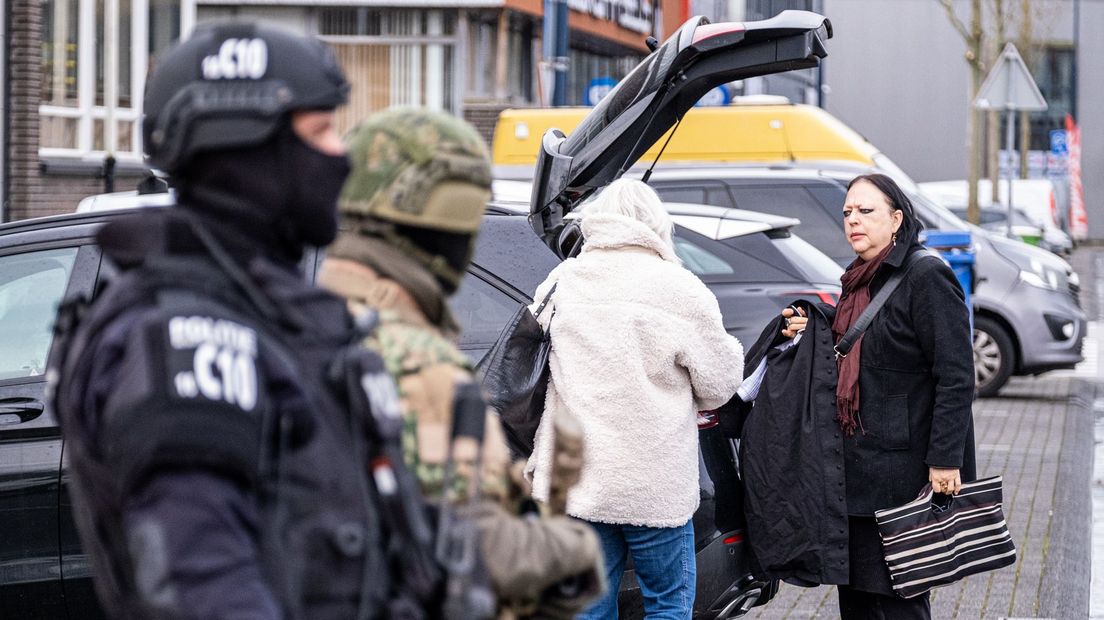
51, 211, 412, 620
730, 301, 849, 585
842, 241, 977, 516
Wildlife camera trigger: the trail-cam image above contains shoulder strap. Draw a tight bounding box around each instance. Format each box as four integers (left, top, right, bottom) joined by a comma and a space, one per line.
834, 250, 935, 359
533, 282, 558, 318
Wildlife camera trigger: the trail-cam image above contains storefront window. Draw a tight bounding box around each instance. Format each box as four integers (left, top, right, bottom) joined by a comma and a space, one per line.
319, 8, 461, 132
1024, 45, 1074, 150
95, 0, 132, 107
41, 0, 80, 106
148, 0, 181, 67
567, 48, 640, 106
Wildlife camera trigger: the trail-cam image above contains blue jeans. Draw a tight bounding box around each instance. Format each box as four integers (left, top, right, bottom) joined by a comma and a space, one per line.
578, 520, 696, 620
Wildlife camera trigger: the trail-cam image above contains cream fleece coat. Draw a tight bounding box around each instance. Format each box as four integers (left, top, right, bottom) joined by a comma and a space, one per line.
525, 212, 744, 527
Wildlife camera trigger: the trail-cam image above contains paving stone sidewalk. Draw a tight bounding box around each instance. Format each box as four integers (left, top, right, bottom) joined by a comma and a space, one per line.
742, 376, 1084, 619
743, 247, 1104, 619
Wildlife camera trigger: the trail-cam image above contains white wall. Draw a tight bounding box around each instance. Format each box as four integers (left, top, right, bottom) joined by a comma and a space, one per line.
821, 0, 971, 184
1078, 0, 1104, 239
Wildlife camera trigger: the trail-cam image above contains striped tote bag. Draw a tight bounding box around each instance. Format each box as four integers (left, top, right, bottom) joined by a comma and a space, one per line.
874, 476, 1016, 598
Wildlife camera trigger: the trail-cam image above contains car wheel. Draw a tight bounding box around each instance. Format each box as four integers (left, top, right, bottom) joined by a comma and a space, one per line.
973, 316, 1014, 398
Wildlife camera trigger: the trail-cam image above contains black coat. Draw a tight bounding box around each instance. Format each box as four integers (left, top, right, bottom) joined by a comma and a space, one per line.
841, 240, 977, 516
726, 301, 850, 585
725, 240, 977, 584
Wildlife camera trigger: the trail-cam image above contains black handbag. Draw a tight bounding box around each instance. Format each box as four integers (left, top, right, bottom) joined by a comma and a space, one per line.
475, 283, 557, 458
874, 476, 1016, 598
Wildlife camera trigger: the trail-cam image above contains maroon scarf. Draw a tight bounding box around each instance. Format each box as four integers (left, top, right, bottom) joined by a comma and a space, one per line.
832, 244, 894, 435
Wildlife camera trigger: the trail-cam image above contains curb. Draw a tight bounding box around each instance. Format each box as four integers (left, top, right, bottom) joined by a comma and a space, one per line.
1039, 378, 1097, 618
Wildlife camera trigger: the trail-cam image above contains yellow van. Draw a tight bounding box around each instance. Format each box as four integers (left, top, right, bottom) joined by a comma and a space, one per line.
492, 98, 909, 181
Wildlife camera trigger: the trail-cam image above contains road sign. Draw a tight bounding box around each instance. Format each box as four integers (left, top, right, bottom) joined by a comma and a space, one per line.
585, 77, 618, 106
974, 43, 1048, 111
1049, 129, 1068, 156
694, 85, 731, 107
974, 43, 1047, 239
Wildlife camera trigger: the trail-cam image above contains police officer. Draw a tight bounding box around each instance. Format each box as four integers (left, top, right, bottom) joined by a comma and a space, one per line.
317, 108, 605, 618
50, 23, 436, 619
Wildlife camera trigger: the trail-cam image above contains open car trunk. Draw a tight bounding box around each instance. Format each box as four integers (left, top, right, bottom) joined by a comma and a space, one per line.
529, 10, 832, 257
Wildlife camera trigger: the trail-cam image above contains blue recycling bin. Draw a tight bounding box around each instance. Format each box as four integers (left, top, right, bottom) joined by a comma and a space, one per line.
923, 230, 975, 328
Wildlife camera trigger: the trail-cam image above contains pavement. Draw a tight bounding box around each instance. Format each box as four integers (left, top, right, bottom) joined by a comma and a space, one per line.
742, 246, 1104, 620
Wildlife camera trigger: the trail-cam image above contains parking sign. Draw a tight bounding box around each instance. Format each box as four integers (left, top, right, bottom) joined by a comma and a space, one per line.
585, 77, 618, 106
1049, 129, 1068, 156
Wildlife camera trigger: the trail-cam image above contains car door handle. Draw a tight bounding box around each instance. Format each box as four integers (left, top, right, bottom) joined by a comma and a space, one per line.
0, 398, 45, 425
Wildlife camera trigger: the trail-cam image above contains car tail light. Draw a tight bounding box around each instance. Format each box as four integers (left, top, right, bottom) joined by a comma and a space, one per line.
697, 410, 719, 430
692, 22, 747, 45
723, 532, 746, 545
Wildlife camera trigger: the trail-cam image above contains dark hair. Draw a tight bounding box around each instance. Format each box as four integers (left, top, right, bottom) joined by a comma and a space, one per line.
846, 173, 923, 243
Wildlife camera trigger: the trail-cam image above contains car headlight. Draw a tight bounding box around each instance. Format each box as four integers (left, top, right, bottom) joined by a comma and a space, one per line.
1009, 254, 1062, 291
1018, 269, 1055, 290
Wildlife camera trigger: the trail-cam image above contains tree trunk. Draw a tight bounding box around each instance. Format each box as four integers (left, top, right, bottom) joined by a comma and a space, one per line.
989, 0, 1008, 204
1018, 0, 1033, 179
967, 0, 984, 225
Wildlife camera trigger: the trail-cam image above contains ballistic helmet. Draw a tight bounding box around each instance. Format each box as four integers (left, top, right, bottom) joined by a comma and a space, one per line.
142, 21, 349, 173
339, 108, 491, 236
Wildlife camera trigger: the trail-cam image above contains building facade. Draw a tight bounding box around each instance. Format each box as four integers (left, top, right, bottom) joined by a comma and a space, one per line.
815, 0, 1102, 239
4, 0, 684, 220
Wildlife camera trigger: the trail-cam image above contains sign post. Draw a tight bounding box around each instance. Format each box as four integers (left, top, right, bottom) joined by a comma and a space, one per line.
974, 43, 1047, 239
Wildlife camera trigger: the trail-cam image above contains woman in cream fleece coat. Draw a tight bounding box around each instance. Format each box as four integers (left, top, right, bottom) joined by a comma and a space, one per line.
526, 179, 744, 619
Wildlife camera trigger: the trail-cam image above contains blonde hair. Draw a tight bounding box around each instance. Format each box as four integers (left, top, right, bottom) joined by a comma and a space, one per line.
584, 178, 676, 252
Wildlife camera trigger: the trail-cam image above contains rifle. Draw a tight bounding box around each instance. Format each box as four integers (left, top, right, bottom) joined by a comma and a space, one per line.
542, 409, 587, 602
436, 381, 497, 619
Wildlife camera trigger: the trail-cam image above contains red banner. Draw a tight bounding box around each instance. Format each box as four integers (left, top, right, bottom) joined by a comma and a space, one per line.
1065, 114, 1088, 241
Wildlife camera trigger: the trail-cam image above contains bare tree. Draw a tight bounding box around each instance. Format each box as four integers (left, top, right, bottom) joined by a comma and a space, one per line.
940, 0, 1056, 218
985, 0, 1013, 204
940, 0, 985, 224
1018, 0, 1033, 178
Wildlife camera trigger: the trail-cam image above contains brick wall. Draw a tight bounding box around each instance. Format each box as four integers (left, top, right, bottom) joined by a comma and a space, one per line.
7, 0, 44, 221
463, 100, 522, 148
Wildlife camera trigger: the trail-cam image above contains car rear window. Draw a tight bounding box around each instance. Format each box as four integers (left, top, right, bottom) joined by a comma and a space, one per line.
471, 215, 561, 300
677, 227, 804, 284
728, 184, 854, 260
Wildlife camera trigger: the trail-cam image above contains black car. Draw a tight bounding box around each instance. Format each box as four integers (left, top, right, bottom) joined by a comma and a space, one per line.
0, 199, 845, 618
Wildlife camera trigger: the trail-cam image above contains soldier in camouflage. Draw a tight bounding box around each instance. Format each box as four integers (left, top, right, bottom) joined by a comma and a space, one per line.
318, 108, 604, 618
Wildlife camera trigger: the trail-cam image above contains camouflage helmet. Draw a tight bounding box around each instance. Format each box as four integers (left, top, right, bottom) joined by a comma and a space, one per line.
339, 108, 492, 235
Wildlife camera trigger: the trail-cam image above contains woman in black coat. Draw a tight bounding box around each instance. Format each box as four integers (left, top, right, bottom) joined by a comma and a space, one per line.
782, 173, 975, 619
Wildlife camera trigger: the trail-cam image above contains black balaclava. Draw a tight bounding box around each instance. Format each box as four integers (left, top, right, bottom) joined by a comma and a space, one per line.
176, 120, 350, 266
392, 223, 475, 294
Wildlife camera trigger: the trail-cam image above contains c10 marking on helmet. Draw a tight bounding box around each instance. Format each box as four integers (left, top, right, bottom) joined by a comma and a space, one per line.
201, 38, 268, 81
